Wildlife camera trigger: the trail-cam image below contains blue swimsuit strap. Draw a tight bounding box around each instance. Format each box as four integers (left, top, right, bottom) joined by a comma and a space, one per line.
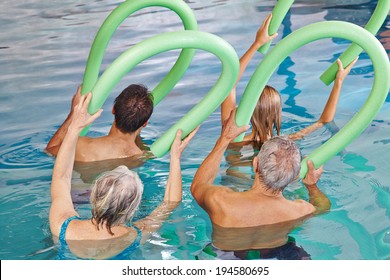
110, 225, 142, 259
59, 215, 81, 245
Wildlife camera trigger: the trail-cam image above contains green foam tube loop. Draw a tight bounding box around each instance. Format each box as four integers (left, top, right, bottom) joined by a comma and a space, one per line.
319, 0, 390, 85
258, 0, 295, 54
80, 0, 198, 135
84, 30, 239, 157
235, 21, 390, 178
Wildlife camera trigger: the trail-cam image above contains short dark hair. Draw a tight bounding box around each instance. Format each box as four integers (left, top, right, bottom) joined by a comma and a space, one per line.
113, 84, 154, 133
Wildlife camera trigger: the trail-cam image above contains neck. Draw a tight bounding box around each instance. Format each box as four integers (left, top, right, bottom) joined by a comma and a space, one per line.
107, 122, 143, 154
250, 174, 282, 198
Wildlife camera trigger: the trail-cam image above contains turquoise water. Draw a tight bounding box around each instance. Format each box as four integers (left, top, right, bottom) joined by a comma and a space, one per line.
0, 0, 389, 260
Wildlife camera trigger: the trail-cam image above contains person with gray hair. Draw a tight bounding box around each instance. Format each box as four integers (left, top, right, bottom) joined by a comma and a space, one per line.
191, 110, 330, 260
49, 92, 198, 259
257, 136, 302, 193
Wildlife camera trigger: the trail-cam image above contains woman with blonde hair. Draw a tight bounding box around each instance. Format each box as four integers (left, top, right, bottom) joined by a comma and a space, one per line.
221, 14, 357, 147
49, 92, 198, 259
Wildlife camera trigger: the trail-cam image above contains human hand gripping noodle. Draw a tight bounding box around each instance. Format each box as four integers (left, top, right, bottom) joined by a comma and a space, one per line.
49, 92, 198, 259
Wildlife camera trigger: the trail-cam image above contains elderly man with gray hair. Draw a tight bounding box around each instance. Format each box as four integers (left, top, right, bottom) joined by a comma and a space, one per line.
191, 110, 331, 260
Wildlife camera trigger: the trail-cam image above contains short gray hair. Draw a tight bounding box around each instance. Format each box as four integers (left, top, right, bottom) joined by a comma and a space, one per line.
256, 136, 301, 192
90, 165, 144, 235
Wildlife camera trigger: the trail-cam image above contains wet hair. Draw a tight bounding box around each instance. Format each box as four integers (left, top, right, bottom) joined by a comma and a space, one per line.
113, 84, 154, 133
90, 166, 144, 235
256, 136, 302, 193
250, 85, 281, 147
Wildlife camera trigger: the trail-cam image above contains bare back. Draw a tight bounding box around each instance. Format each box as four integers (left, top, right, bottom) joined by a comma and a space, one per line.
75, 136, 145, 162
211, 215, 310, 250
204, 186, 315, 228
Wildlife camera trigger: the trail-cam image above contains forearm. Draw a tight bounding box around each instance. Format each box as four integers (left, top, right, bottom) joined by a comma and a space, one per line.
137, 156, 182, 240
289, 80, 342, 140
319, 80, 342, 123
46, 112, 73, 154
221, 39, 267, 124
52, 125, 79, 183
164, 157, 182, 203
191, 137, 229, 192
237, 40, 265, 81
305, 183, 331, 214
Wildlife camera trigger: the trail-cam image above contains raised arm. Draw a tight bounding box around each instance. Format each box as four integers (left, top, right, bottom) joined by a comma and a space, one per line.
192, 110, 249, 207
49, 93, 102, 236
134, 127, 199, 241
302, 160, 331, 214
221, 13, 278, 125
289, 58, 358, 140
45, 85, 83, 156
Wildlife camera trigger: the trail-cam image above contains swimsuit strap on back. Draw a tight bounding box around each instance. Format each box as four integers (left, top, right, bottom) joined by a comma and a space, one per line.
110, 225, 142, 259
59, 216, 81, 245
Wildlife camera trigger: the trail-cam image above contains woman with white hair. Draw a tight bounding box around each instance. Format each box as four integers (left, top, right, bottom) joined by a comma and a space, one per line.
49, 92, 198, 259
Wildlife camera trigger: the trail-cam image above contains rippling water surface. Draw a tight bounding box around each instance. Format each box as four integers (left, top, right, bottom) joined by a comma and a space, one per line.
0, 0, 389, 260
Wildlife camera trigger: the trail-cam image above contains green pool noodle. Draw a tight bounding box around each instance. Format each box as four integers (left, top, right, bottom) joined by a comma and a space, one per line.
234, 21, 390, 178
258, 0, 295, 54
320, 0, 390, 85
80, 0, 198, 135
84, 30, 239, 157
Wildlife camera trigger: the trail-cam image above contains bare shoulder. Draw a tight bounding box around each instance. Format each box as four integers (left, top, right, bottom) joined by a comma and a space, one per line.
76, 137, 108, 162
291, 199, 316, 215
203, 186, 235, 210
75, 136, 104, 162
202, 185, 232, 200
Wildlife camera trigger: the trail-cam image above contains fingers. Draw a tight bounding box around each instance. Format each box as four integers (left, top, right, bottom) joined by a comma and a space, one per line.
346, 57, 358, 70
180, 126, 200, 148
238, 124, 250, 134
307, 159, 324, 173
337, 57, 358, 72
82, 109, 103, 128
88, 109, 103, 124
79, 92, 92, 111
306, 159, 315, 171
264, 13, 272, 27
185, 126, 200, 143
174, 129, 183, 144
269, 32, 278, 40
336, 58, 343, 71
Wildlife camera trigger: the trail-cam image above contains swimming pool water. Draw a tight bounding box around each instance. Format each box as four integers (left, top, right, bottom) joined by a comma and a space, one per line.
0, 0, 389, 260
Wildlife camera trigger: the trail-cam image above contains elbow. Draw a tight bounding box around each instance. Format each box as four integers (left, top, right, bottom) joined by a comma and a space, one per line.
319, 118, 331, 124
45, 145, 59, 157
162, 200, 181, 212
190, 182, 204, 205
190, 181, 198, 197
314, 200, 331, 215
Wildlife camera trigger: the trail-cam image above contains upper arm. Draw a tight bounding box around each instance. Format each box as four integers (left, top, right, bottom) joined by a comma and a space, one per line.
49, 179, 78, 236
190, 182, 212, 207
191, 183, 231, 212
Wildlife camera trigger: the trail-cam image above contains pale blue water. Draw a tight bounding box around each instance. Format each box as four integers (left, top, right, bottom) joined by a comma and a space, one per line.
0, 0, 389, 260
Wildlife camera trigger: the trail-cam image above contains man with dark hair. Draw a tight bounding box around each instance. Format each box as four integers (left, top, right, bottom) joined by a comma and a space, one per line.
46, 84, 153, 162
191, 110, 331, 260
